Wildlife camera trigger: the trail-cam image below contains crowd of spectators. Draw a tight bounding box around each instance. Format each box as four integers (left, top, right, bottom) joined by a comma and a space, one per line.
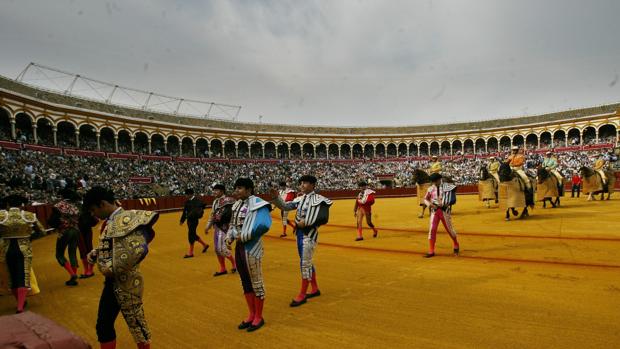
1, 145, 615, 204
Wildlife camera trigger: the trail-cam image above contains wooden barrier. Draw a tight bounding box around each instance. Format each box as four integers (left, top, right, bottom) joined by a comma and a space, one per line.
22, 180, 620, 228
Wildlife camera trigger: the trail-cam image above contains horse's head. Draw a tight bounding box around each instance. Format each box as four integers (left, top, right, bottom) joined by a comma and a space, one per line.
480, 167, 490, 180
498, 161, 513, 182
579, 166, 593, 178
537, 166, 549, 183
412, 169, 430, 184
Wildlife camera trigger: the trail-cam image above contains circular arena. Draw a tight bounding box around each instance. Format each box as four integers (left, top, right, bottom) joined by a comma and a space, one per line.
1, 66, 619, 348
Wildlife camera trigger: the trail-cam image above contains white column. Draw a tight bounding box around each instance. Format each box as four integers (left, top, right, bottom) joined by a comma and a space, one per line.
10, 119, 16, 140
53, 127, 58, 146
33, 125, 38, 144
75, 131, 80, 148
96, 132, 101, 151
114, 135, 119, 153
595, 130, 599, 144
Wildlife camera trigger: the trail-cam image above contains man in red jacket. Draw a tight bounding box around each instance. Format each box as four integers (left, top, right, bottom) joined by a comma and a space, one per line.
354, 181, 378, 241
278, 181, 295, 237
571, 171, 582, 198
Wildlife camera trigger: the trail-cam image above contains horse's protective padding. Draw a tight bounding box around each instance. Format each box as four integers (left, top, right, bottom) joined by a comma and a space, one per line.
416, 183, 430, 206
478, 180, 496, 201
499, 178, 526, 209
582, 173, 603, 194
607, 170, 616, 190
536, 177, 559, 201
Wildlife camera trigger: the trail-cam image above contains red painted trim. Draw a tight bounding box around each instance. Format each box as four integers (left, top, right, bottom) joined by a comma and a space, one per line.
264, 235, 620, 269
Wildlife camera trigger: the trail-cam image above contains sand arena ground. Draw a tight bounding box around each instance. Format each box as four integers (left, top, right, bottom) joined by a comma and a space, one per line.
1, 194, 619, 348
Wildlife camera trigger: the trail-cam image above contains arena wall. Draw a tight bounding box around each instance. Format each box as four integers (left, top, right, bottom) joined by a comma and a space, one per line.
1, 75, 619, 159
24, 177, 620, 228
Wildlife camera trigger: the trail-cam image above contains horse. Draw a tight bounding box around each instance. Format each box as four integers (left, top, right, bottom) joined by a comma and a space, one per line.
497, 162, 535, 221
536, 167, 564, 208
411, 169, 455, 218
478, 167, 498, 208
579, 166, 616, 201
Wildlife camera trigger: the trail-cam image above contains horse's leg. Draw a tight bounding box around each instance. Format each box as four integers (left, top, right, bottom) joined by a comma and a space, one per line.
520, 207, 529, 218
418, 205, 425, 218
542, 199, 547, 209
511, 208, 518, 216
556, 197, 560, 206
550, 198, 557, 208
505, 209, 510, 221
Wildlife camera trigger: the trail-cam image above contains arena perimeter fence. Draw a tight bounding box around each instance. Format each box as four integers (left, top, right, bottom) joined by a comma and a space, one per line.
23, 180, 620, 230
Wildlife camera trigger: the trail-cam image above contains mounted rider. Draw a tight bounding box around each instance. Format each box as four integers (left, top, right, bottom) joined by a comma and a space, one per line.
506, 146, 532, 190
542, 151, 563, 183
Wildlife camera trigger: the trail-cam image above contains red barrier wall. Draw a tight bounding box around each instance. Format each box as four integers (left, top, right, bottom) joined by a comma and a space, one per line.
21, 185, 476, 227
64, 149, 106, 157
23, 180, 620, 228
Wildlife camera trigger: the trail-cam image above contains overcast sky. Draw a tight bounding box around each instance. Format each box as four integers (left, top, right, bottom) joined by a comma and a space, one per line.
1, 0, 619, 126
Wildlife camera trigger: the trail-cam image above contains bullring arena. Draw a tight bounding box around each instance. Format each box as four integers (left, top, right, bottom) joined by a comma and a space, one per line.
1, 66, 620, 349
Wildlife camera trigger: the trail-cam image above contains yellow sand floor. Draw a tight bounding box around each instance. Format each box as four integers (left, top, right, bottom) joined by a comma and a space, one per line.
2, 194, 620, 348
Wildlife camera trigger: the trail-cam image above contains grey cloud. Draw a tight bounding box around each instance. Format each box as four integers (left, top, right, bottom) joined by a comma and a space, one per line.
0, 0, 619, 126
